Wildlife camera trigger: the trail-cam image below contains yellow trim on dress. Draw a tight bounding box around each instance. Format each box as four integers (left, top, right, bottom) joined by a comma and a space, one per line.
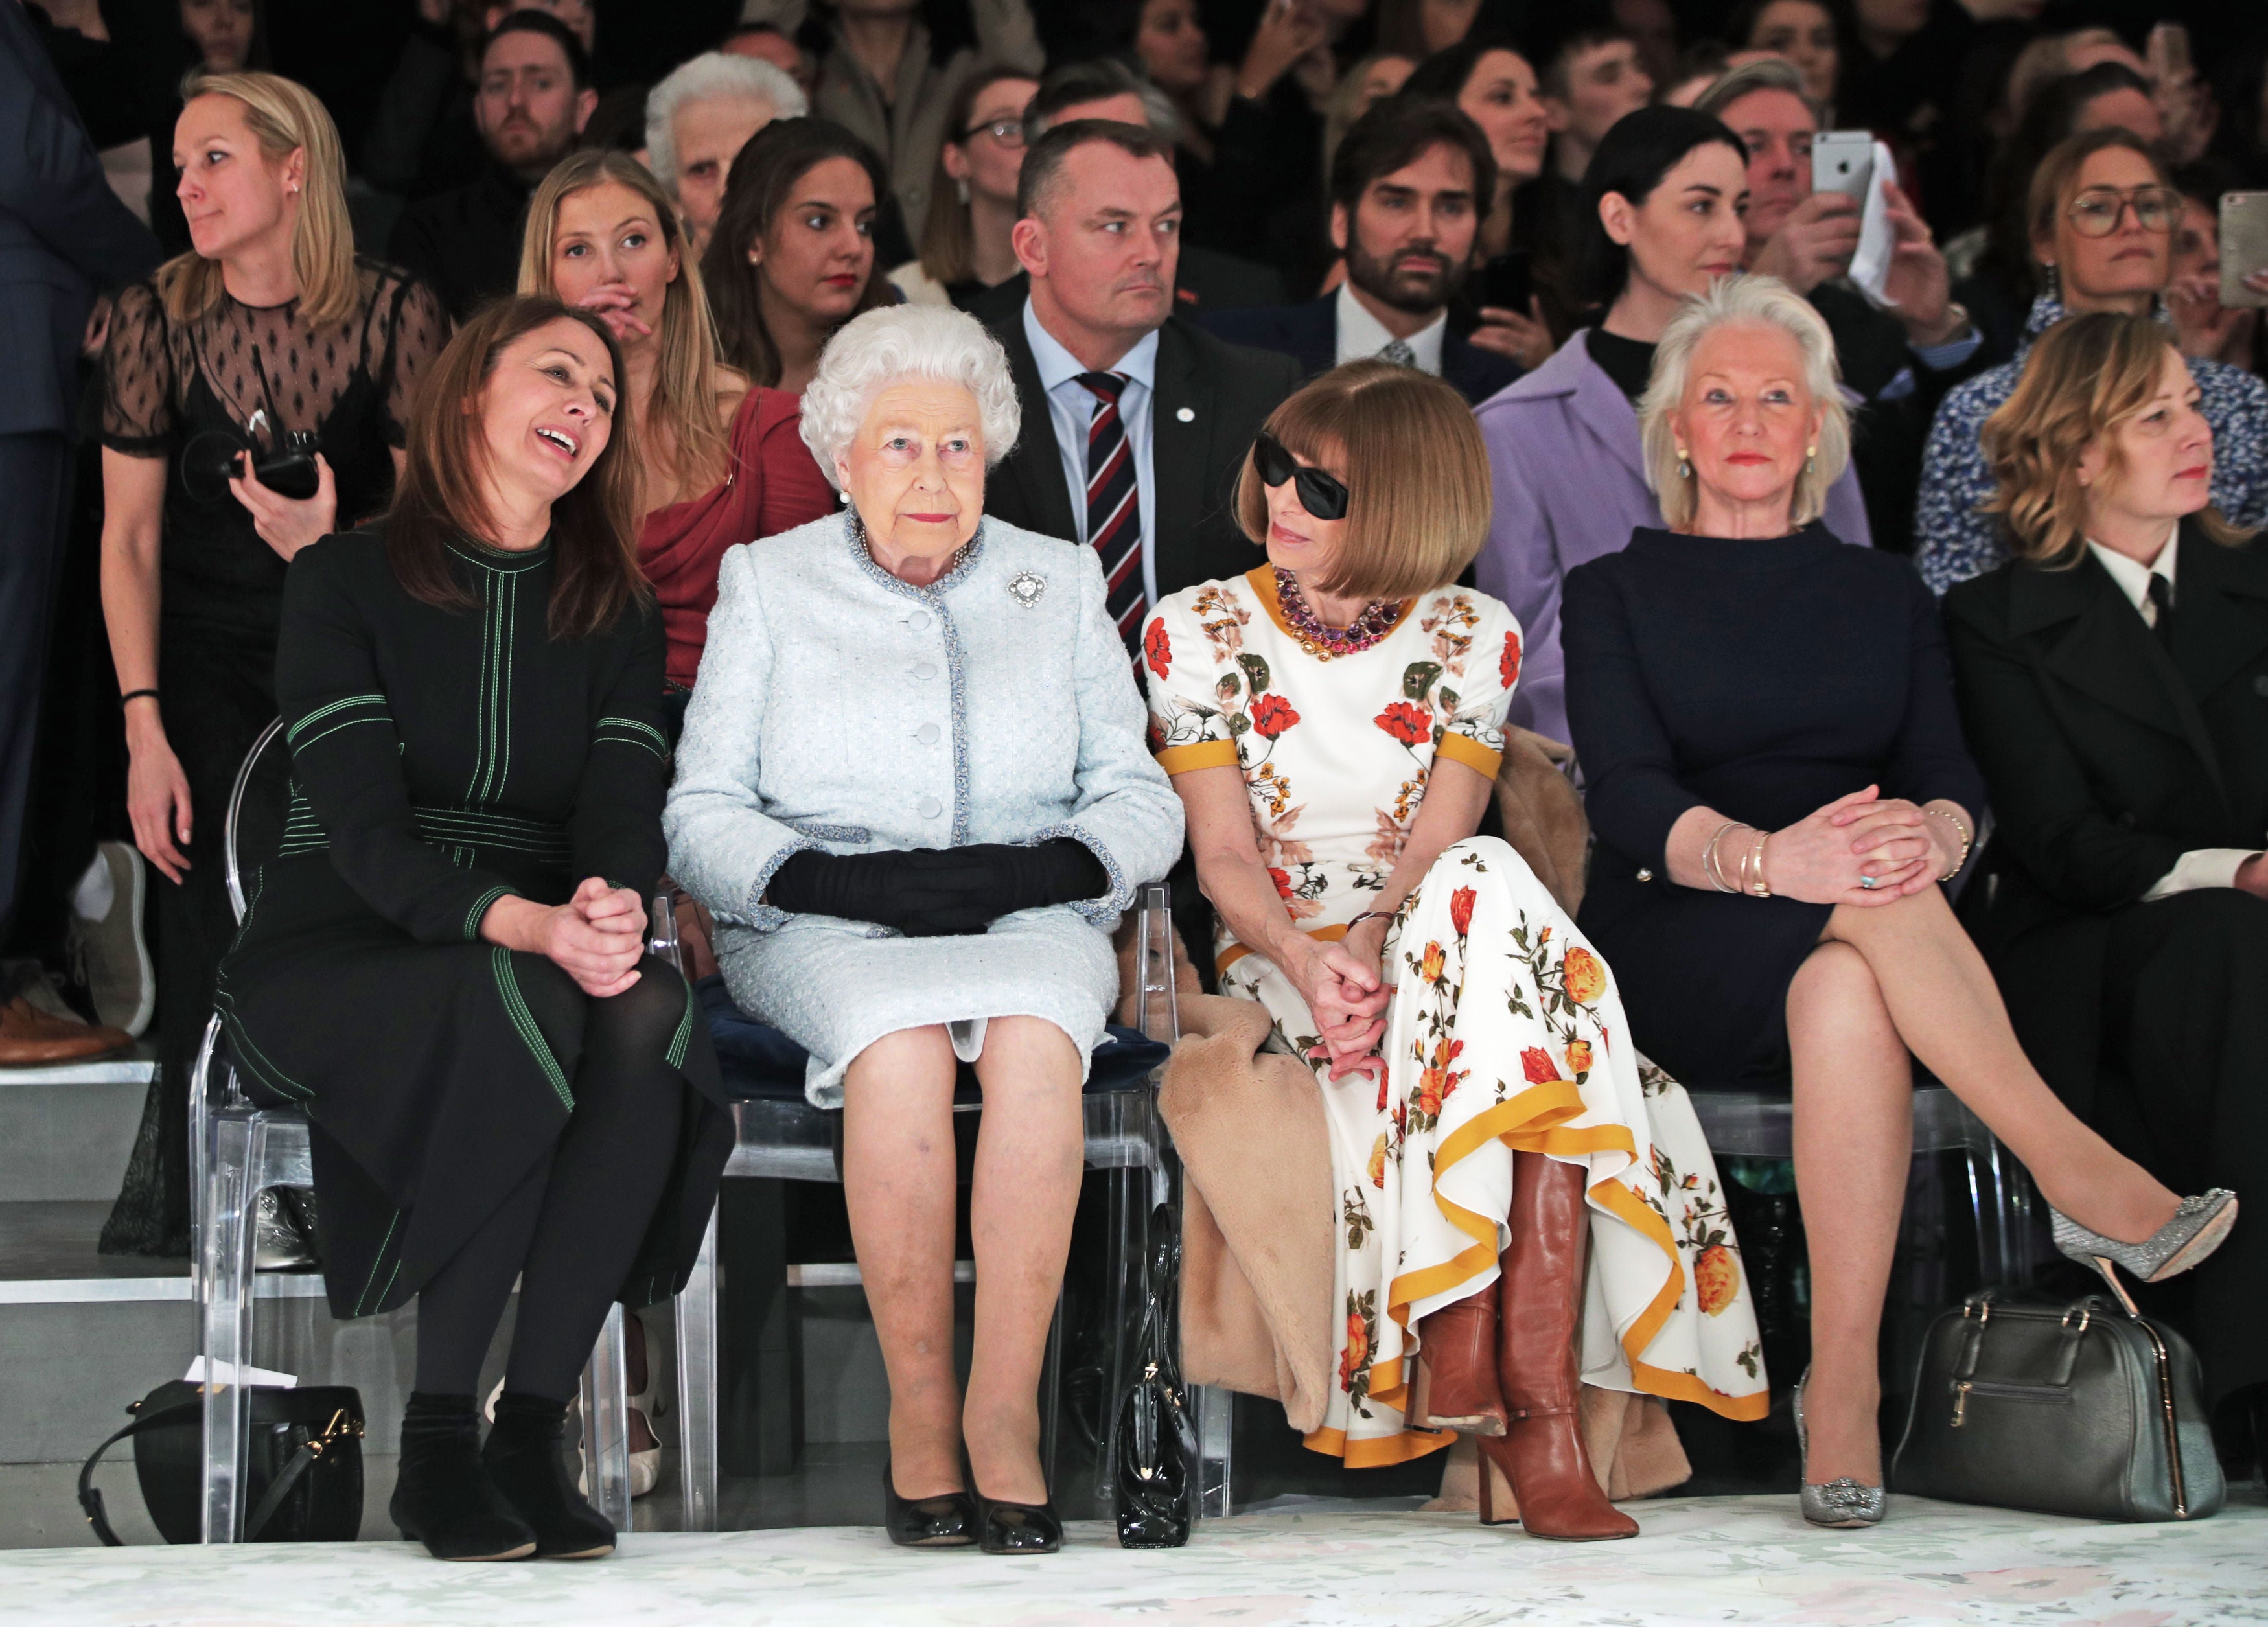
1216, 923, 1347, 976
1155, 739, 1242, 776
1302, 1422, 1457, 1468
1433, 730, 1505, 780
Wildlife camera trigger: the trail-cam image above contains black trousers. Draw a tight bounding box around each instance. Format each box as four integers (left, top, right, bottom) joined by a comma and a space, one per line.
101, 629, 275, 1257
412, 954, 688, 1400
2094, 888, 2268, 1414
0, 432, 72, 947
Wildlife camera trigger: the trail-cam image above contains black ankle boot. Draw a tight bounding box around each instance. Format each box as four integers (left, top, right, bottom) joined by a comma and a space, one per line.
390, 1393, 537, 1562
482, 1392, 616, 1560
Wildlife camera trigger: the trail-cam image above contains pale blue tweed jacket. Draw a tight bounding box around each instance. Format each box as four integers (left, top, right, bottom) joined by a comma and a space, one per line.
664, 510, 1184, 1103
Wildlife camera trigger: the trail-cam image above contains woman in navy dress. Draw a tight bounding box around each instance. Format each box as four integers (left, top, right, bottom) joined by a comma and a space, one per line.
1561, 274, 2233, 1529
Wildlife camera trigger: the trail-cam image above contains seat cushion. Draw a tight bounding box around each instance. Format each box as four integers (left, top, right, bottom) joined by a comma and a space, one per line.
697, 975, 1166, 1103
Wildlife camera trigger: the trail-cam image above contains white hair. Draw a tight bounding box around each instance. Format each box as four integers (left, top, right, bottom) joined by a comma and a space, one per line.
1637, 273, 1851, 530
799, 304, 1022, 490
644, 52, 807, 189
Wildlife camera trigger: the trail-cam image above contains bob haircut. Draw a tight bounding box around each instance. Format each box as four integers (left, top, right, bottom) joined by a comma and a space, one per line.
520, 149, 735, 498
2027, 124, 2171, 265
800, 304, 1021, 490
701, 117, 894, 388
1981, 310, 2253, 569
1575, 104, 1749, 312
157, 71, 358, 329
386, 296, 647, 640
1638, 273, 1851, 531
1233, 360, 1491, 601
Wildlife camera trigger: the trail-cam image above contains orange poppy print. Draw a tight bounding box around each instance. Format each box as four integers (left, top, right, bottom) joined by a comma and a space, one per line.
1144, 619, 1171, 679
1374, 700, 1431, 746
1250, 693, 1301, 738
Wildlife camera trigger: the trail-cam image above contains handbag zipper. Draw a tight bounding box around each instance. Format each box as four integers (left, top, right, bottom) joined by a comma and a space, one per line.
2129, 1318, 2188, 1517
1950, 1378, 2070, 1426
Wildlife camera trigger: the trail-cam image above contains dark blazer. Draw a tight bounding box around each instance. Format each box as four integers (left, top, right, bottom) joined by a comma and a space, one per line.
1944, 523, 2268, 1117
1195, 295, 1524, 406
982, 305, 1304, 603
0, 1, 163, 437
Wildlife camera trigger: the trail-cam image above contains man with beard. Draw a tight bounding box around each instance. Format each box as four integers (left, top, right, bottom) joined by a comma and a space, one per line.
1201, 100, 1523, 406
389, 10, 597, 321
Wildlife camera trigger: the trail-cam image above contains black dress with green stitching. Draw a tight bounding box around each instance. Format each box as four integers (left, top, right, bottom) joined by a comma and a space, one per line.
214, 526, 729, 1321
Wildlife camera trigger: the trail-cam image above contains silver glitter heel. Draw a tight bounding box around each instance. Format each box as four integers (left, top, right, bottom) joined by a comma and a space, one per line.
1792, 1368, 1884, 1529
2050, 1190, 2238, 1317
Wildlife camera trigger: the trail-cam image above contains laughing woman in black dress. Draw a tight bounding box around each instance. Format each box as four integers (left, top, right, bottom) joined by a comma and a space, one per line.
215, 297, 729, 1562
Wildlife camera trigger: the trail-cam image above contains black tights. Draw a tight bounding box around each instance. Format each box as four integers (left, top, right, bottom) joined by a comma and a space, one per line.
413, 954, 686, 1401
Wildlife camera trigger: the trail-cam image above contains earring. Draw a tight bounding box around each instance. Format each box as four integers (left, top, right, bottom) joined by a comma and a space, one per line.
1676, 448, 1691, 480
955, 176, 971, 207
1805, 444, 1817, 474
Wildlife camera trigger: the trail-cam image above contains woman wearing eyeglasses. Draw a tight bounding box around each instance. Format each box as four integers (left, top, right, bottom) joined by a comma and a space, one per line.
1916, 127, 2268, 596
1143, 360, 1766, 1540
888, 69, 1038, 312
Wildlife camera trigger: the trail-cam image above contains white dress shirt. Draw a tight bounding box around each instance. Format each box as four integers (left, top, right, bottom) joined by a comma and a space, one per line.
1334, 281, 1446, 374
2085, 529, 2263, 899
1022, 299, 1161, 612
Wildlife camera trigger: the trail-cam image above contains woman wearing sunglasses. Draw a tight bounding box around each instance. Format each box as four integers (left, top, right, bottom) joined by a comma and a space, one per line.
1917, 126, 2268, 596
1142, 360, 1767, 1541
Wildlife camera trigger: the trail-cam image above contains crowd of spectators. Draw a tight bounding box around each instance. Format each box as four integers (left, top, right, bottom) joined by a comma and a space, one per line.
6, 0, 2268, 1554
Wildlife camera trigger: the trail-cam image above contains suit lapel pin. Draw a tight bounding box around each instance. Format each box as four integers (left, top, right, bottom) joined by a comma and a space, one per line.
1175, 406, 1195, 422
1008, 570, 1046, 607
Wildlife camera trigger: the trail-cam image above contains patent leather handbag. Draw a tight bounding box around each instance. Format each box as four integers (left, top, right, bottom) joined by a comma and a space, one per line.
1113, 1206, 1197, 1548
1891, 1291, 2223, 1523
78, 1381, 365, 1544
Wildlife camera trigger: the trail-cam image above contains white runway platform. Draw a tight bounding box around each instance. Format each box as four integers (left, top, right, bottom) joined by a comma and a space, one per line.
4, 1492, 2263, 1627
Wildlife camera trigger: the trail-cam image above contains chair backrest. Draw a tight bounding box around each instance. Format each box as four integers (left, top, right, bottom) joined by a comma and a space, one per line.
223, 719, 294, 925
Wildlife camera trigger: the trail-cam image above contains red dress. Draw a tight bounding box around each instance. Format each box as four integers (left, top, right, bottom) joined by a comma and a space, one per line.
639, 386, 837, 690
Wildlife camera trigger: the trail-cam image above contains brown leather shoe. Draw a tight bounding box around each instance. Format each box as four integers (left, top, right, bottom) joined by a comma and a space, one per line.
1476, 1150, 1639, 1541
1417, 1276, 1507, 1435
0, 995, 132, 1067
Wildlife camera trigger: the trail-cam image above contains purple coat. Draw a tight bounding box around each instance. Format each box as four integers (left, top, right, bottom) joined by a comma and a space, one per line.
1474, 330, 1871, 749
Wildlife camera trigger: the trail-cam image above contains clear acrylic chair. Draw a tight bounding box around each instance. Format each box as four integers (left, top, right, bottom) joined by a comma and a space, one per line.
660, 879, 1224, 1530
191, 719, 666, 1541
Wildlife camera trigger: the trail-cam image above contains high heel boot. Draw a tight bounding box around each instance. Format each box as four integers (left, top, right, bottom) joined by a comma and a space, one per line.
1475, 1151, 1639, 1541
1417, 1275, 1507, 1435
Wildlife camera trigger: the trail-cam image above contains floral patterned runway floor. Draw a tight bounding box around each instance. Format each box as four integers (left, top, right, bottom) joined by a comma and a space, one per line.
6, 1491, 2263, 1626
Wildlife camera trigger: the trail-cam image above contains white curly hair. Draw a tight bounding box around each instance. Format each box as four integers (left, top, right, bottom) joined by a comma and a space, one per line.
799, 304, 1022, 490
644, 52, 807, 189
1638, 273, 1851, 530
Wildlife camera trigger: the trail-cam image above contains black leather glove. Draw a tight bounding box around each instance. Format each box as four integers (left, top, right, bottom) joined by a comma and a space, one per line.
765, 840, 1109, 936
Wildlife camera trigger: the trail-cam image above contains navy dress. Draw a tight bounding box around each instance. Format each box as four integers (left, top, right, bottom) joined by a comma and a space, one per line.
1562, 525, 1986, 1090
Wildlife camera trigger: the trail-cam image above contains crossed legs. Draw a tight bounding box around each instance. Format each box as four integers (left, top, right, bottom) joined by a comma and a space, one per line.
1787, 886, 2181, 1484
841, 1017, 1084, 1505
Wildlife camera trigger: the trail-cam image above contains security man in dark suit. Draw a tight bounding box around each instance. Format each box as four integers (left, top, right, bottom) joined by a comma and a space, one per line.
0, 0, 161, 947
980, 117, 1302, 647
1200, 97, 1525, 408
1945, 315, 2268, 1454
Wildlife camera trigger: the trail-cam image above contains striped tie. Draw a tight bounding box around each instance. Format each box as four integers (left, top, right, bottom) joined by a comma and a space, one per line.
1077, 370, 1145, 647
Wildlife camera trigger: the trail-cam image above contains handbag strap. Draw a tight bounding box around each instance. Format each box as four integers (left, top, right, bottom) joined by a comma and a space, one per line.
77, 1396, 356, 1545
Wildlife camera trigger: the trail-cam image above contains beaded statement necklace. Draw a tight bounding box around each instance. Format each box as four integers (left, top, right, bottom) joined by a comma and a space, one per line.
1273, 567, 1404, 660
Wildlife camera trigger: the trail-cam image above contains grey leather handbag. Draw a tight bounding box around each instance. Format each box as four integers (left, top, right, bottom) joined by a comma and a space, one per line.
1891, 1290, 2224, 1523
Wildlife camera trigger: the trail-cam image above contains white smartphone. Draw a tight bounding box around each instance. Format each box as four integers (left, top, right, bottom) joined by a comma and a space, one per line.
2221, 192, 2268, 310
1811, 131, 1874, 203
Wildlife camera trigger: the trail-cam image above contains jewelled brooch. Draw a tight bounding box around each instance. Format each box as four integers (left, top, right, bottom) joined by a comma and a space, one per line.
1007, 570, 1047, 607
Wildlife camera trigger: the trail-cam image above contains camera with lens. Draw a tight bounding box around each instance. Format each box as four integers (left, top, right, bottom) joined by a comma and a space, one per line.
253, 428, 323, 500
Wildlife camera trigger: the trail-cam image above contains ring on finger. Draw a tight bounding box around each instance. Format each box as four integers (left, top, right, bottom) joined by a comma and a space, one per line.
1860, 874, 1878, 890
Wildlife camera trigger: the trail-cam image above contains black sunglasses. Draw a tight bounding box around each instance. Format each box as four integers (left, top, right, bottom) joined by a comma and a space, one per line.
1253, 432, 1350, 521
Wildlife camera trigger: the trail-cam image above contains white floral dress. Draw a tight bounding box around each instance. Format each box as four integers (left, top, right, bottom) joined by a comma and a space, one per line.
1144, 570, 1768, 1466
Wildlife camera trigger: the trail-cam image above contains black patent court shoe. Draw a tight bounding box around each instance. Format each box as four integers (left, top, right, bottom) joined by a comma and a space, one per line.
976, 1490, 1062, 1554
884, 1460, 977, 1547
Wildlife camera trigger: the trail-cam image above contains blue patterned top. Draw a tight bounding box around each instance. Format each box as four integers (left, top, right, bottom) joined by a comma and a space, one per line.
1914, 294, 2268, 595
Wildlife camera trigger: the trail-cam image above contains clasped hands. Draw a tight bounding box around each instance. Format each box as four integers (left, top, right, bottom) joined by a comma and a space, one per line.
1287, 923, 1393, 1086
766, 838, 1108, 938
1762, 785, 1961, 907
483, 878, 647, 998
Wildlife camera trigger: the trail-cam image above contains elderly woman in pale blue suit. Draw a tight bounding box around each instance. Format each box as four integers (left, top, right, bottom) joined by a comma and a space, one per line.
665, 304, 1182, 1552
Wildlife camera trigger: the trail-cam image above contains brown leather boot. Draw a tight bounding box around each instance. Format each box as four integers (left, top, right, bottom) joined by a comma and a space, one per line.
1417, 1275, 1507, 1435
1475, 1150, 1638, 1540
0, 996, 130, 1067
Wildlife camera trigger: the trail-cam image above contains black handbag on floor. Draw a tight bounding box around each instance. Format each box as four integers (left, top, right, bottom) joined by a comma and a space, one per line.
1114, 1206, 1198, 1549
77, 1381, 365, 1544
1891, 1291, 2224, 1523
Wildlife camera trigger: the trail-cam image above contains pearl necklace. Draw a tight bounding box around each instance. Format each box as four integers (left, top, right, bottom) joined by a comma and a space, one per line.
1274, 568, 1403, 660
